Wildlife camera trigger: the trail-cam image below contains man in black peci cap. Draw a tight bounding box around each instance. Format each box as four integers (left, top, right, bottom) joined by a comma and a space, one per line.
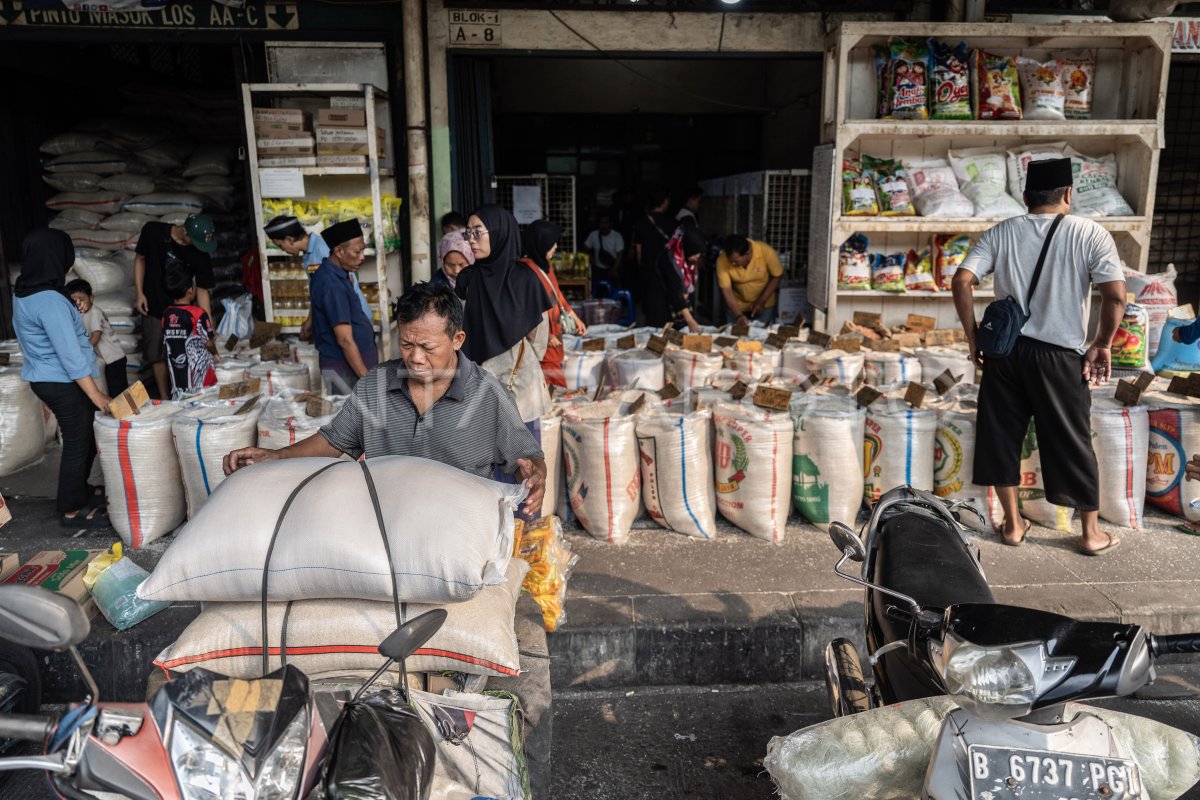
951, 157, 1127, 555
310, 218, 378, 392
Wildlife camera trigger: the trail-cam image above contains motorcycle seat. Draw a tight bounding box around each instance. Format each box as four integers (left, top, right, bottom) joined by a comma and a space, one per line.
872, 511, 994, 611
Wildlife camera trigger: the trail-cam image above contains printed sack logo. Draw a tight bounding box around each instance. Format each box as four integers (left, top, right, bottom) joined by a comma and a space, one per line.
715, 433, 750, 494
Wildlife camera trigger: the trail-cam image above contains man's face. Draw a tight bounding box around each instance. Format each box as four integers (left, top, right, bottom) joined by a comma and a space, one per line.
335, 237, 367, 270
70, 292, 92, 314
686, 196, 702, 213
729, 249, 752, 268
398, 311, 465, 383
273, 235, 306, 257
598, 216, 612, 234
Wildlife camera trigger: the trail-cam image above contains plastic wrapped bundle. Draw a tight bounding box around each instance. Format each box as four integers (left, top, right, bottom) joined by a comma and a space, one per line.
635, 410, 717, 539
513, 516, 578, 632
712, 401, 793, 542
0, 366, 47, 476
792, 396, 865, 529
171, 400, 262, 518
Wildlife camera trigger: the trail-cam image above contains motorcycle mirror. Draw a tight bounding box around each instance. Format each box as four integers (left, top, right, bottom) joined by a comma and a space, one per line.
0, 585, 91, 650
829, 522, 866, 563
379, 609, 448, 663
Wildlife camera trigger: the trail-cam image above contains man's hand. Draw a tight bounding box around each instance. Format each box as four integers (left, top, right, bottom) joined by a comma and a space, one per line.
735, 314, 750, 327
223, 446, 283, 476
966, 333, 984, 368
134, 293, 149, 316
1187, 455, 1200, 483
300, 317, 313, 341
517, 457, 547, 517
748, 301, 764, 319
1083, 343, 1112, 386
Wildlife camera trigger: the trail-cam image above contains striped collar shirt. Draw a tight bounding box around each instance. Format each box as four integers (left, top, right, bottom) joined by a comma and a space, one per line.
318, 353, 541, 478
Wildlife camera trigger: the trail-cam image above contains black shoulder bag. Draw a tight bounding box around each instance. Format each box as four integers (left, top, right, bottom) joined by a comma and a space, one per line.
975, 213, 1064, 359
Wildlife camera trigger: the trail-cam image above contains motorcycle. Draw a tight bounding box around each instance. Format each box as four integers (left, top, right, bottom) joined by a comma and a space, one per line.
767, 485, 1200, 800
0, 582, 443, 800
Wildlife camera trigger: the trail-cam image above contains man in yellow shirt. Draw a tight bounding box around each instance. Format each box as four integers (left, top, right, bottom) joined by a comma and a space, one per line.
716, 234, 784, 325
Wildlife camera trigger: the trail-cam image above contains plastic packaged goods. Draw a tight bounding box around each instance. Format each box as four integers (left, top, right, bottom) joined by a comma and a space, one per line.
1124, 266, 1177, 358
837, 234, 871, 290
947, 147, 1025, 218
842, 156, 879, 216
246, 361, 310, 395
723, 345, 783, 382
665, 348, 723, 389
914, 346, 975, 385
1065, 149, 1135, 217
933, 391, 1003, 531
1090, 393, 1148, 529
1145, 394, 1200, 521
1017, 422, 1075, 531
514, 516, 578, 632
538, 413, 562, 518
902, 158, 974, 217
903, 248, 937, 292
154, 559, 529, 679
933, 234, 970, 291
792, 396, 865, 529
608, 349, 665, 391
562, 349, 608, 390
171, 402, 262, 519
886, 38, 930, 120
256, 393, 347, 450
561, 403, 641, 544
1016, 57, 1067, 120
138, 455, 523, 603
928, 39, 972, 120
1111, 300, 1150, 370
0, 366, 47, 477
863, 399, 937, 505
1056, 50, 1096, 119
636, 410, 718, 539
806, 350, 865, 386
88, 546, 171, 631
94, 402, 186, 548
1152, 315, 1200, 374
871, 253, 906, 293
1005, 142, 1068, 201
863, 352, 923, 386
972, 50, 1022, 120
712, 402, 793, 542
862, 156, 915, 216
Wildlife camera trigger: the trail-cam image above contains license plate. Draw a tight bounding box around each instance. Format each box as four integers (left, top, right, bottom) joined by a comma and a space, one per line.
968, 745, 1142, 800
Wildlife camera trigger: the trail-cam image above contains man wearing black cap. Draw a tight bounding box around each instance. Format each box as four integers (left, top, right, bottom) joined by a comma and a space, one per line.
133, 215, 217, 400
310, 218, 378, 391
952, 158, 1127, 555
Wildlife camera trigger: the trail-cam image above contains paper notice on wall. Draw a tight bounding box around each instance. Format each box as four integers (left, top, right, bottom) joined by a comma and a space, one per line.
259, 168, 306, 198
512, 185, 542, 224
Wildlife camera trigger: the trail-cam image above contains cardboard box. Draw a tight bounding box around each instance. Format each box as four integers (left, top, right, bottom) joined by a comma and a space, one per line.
316, 142, 384, 157
253, 107, 306, 124
257, 135, 315, 156
316, 108, 366, 127
0, 553, 18, 582
0, 494, 10, 530
315, 126, 387, 145
316, 154, 368, 168
330, 96, 366, 110
109, 381, 149, 420
257, 145, 316, 157
254, 120, 307, 136
259, 156, 318, 168
5, 550, 105, 620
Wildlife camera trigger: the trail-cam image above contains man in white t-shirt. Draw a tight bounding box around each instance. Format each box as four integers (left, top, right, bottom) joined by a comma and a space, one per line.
583, 212, 624, 281
952, 158, 1126, 555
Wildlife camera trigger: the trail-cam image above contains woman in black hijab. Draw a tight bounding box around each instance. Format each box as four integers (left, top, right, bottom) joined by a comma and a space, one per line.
12, 229, 112, 528
519, 219, 587, 389
643, 226, 705, 332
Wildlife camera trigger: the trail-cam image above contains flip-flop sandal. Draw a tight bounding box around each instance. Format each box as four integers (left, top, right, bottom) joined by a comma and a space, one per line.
1002, 520, 1032, 547
83, 485, 106, 510
60, 506, 111, 531
1080, 532, 1121, 556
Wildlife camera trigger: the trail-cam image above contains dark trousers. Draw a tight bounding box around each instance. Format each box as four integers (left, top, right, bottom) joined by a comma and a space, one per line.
30, 381, 97, 513
105, 357, 129, 396
973, 336, 1099, 511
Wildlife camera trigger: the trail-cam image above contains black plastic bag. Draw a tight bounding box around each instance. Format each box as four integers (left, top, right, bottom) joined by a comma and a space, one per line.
323, 690, 436, 800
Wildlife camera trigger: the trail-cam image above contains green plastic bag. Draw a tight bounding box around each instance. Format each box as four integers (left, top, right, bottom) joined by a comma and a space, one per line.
91, 553, 171, 631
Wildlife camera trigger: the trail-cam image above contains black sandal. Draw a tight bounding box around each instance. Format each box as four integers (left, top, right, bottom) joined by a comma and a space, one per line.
61, 506, 111, 530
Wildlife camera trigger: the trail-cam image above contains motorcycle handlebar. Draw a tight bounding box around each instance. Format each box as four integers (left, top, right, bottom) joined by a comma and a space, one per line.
1150, 633, 1200, 657
0, 714, 53, 743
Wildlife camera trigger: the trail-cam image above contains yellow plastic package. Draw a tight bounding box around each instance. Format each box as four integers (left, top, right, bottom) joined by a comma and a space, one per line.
513, 516, 578, 633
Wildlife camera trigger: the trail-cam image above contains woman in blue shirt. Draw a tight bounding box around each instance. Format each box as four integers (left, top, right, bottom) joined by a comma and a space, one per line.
13, 229, 111, 528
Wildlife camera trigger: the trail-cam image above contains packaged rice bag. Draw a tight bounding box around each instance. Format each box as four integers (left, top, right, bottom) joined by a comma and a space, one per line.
1111, 298, 1149, 370
973, 50, 1022, 120
842, 156, 879, 216
873, 45, 891, 118
1016, 57, 1066, 120
872, 252, 906, 293
1005, 142, 1067, 202
933, 234, 971, 291
904, 248, 938, 292
948, 147, 1025, 218
903, 157, 974, 217
1056, 50, 1096, 119
1065, 148, 1134, 217
838, 234, 872, 290
863, 156, 915, 216
929, 39, 972, 120
887, 38, 931, 120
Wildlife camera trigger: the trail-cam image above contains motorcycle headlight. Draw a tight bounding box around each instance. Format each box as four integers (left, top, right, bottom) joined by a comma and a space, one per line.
169, 709, 307, 800
932, 634, 1076, 721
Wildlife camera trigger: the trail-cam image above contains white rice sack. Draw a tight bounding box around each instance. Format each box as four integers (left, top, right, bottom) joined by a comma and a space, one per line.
1018, 421, 1076, 531
712, 402, 793, 542
914, 346, 975, 385
562, 350, 607, 390
46, 191, 129, 216
0, 367, 47, 477
99, 173, 157, 195
113, 334, 139, 355
1146, 394, 1200, 521
561, 403, 641, 543
43, 172, 102, 193
121, 192, 205, 216
864, 400, 937, 505
182, 146, 232, 178
540, 412, 563, 518
54, 207, 105, 229
139, 143, 187, 171
40, 132, 102, 156
948, 147, 1025, 218
108, 315, 137, 333
1125, 266, 1178, 357
66, 229, 131, 252
153, 559, 529, 679
139, 456, 522, 604
608, 349, 664, 391
94, 291, 135, 317
863, 352, 923, 387
792, 396, 865, 529
665, 348, 724, 389
805, 350, 865, 386
45, 151, 127, 175
723, 345, 782, 381
214, 357, 255, 386
159, 211, 189, 226
636, 410, 717, 539
290, 344, 323, 395
171, 402, 262, 519
256, 394, 346, 451
246, 361, 310, 395
1090, 394, 1148, 529
1006, 142, 1068, 201
1066, 149, 1135, 217
99, 211, 154, 234
901, 157, 973, 217
780, 342, 823, 382
70, 254, 129, 295
94, 402, 186, 548
934, 395, 1003, 531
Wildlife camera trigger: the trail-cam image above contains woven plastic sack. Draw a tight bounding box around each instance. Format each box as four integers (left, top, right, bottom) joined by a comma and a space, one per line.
561, 403, 640, 543
0, 367, 47, 477
44, 173, 102, 193
863, 352, 922, 387
257, 393, 347, 451
864, 400, 936, 506
153, 559, 528, 679
121, 192, 205, 216
792, 396, 865, 529
607, 349, 664, 390
947, 147, 1025, 218
1090, 394, 1148, 529
562, 349, 607, 390
138, 455, 523, 604
723, 345, 782, 382
781, 342, 823, 383
99, 173, 157, 195
66, 229, 131, 252
713, 402, 793, 542
291, 343, 324, 394
214, 357, 256, 386
171, 402, 262, 519
40, 132, 102, 156
94, 402, 185, 548
933, 391, 1003, 531
1124, 266, 1177, 358
1151, 316, 1200, 374
806, 351, 865, 386
1146, 394, 1200, 521
914, 346, 975, 385
71, 254, 128, 295
45, 151, 127, 175
636, 410, 717, 539
99, 212, 154, 234
665, 348, 723, 389
1018, 421, 1076, 531
247, 361, 310, 394
47, 191, 129, 216
539, 413, 562, 519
